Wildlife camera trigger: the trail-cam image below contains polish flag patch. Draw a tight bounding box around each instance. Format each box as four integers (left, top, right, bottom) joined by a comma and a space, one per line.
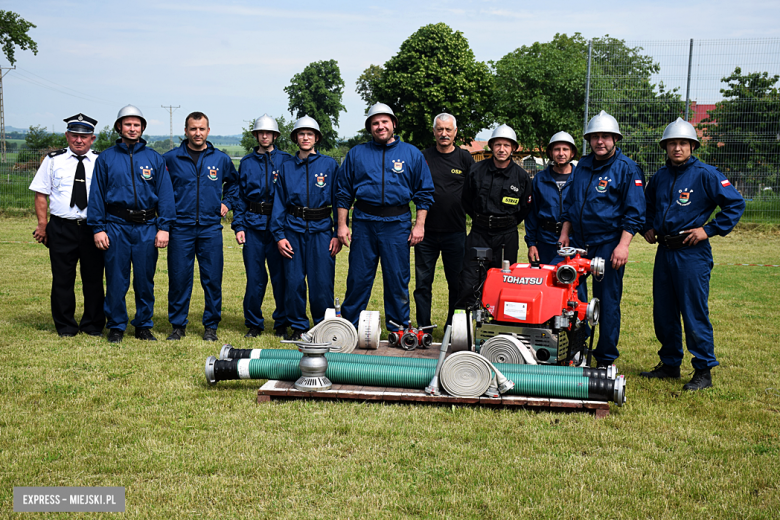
721, 179, 731, 187
635, 179, 643, 187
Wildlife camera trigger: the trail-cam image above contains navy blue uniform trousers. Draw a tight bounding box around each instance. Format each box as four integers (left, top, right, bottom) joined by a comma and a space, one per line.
167, 224, 223, 330
242, 227, 287, 330
103, 221, 158, 331
342, 218, 412, 331
284, 229, 335, 332
653, 241, 718, 369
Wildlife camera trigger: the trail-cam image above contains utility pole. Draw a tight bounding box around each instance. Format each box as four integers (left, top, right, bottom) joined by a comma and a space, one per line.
1, 66, 17, 163
161, 105, 180, 150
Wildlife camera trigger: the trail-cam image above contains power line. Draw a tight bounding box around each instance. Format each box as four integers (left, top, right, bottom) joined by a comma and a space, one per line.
161, 105, 180, 150
1, 66, 17, 164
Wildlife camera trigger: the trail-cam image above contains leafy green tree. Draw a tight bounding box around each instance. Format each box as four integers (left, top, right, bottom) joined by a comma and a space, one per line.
371, 23, 492, 149
93, 125, 120, 152
284, 60, 346, 149
240, 116, 296, 155
24, 125, 66, 150
0, 10, 37, 65
492, 33, 588, 158
493, 33, 684, 171
356, 64, 383, 107
698, 67, 780, 193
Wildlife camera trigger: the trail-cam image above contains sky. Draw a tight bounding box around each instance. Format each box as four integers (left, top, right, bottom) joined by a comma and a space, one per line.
4, 0, 780, 140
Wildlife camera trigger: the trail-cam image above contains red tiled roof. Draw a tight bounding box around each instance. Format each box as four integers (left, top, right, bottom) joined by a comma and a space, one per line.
460, 140, 488, 153
690, 102, 716, 126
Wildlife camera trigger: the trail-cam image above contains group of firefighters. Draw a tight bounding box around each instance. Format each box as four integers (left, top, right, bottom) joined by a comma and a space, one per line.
30, 102, 745, 392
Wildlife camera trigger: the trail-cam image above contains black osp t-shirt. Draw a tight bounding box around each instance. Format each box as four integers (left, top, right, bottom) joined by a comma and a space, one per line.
421, 146, 475, 233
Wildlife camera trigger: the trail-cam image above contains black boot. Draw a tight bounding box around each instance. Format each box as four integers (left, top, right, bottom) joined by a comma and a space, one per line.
167, 327, 186, 341
640, 362, 681, 379
683, 367, 712, 391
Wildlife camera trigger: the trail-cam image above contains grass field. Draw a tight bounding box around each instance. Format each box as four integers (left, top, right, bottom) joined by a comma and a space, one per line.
1, 216, 779, 518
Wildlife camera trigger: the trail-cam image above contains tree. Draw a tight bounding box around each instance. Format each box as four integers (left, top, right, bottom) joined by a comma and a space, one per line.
24, 125, 66, 150
698, 67, 780, 195
0, 10, 37, 65
371, 23, 492, 149
492, 33, 685, 170
356, 64, 383, 107
284, 60, 346, 149
240, 116, 296, 155
492, 33, 589, 158
93, 125, 120, 152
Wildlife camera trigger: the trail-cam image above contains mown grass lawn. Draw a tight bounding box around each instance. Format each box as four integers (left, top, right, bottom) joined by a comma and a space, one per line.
0, 215, 778, 519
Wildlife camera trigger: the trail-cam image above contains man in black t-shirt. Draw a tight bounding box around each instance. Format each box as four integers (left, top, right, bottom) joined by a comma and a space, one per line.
415, 113, 475, 327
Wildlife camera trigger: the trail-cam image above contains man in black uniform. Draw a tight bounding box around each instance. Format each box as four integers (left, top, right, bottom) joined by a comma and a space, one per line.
29, 114, 105, 337
414, 113, 475, 327
457, 124, 532, 309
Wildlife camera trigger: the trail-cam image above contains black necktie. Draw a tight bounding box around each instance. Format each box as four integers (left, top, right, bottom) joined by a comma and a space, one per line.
70, 155, 88, 210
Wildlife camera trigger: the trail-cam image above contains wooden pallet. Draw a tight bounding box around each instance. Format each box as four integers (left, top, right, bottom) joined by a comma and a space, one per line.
257, 380, 610, 418
255, 342, 611, 417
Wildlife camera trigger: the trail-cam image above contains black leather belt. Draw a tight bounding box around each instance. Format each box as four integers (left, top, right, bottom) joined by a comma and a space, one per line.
473, 213, 516, 231
248, 201, 273, 215
288, 205, 332, 220
107, 206, 157, 223
51, 214, 88, 226
658, 232, 690, 250
540, 219, 563, 234
355, 200, 410, 217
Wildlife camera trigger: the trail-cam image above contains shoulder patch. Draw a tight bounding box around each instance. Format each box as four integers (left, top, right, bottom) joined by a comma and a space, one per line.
47, 148, 67, 158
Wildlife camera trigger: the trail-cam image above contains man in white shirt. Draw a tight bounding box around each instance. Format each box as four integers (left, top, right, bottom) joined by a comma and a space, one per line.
29, 113, 105, 337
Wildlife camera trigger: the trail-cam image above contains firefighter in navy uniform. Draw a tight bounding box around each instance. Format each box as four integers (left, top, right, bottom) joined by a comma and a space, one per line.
163, 112, 237, 342
457, 124, 533, 310
640, 118, 744, 390
232, 114, 292, 338
87, 105, 175, 343
414, 113, 474, 328
29, 113, 105, 337
271, 116, 342, 340
525, 131, 578, 264
558, 110, 646, 369
336, 103, 435, 331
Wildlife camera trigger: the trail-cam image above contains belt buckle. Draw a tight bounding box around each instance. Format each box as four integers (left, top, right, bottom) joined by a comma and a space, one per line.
301, 207, 308, 219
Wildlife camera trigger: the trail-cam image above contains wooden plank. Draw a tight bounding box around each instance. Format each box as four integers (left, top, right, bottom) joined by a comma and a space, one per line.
256, 380, 611, 416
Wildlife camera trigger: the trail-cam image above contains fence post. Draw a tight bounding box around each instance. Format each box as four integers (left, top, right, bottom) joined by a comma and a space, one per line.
583, 40, 593, 153
685, 38, 694, 121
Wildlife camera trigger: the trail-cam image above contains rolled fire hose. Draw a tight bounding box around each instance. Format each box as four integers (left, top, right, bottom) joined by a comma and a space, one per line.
450, 313, 471, 352
205, 355, 625, 404
311, 317, 357, 354
480, 335, 537, 365
357, 310, 381, 350
438, 351, 514, 398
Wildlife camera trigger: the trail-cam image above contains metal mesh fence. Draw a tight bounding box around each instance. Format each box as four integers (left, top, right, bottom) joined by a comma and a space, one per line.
586, 38, 780, 223
1, 148, 45, 210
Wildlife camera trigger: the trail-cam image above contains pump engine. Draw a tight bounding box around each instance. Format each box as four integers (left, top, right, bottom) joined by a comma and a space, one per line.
467, 247, 603, 365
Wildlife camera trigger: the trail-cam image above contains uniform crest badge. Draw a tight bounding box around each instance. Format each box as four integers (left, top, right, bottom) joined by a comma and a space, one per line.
392, 160, 405, 173
273, 171, 279, 183
510, 185, 519, 192
677, 188, 693, 206
208, 167, 219, 181
141, 166, 153, 180
596, 176, 611, 193
316, 173, 327, 188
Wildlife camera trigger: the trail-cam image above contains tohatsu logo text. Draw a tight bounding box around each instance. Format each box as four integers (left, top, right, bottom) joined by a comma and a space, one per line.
503, 275, 543, 285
